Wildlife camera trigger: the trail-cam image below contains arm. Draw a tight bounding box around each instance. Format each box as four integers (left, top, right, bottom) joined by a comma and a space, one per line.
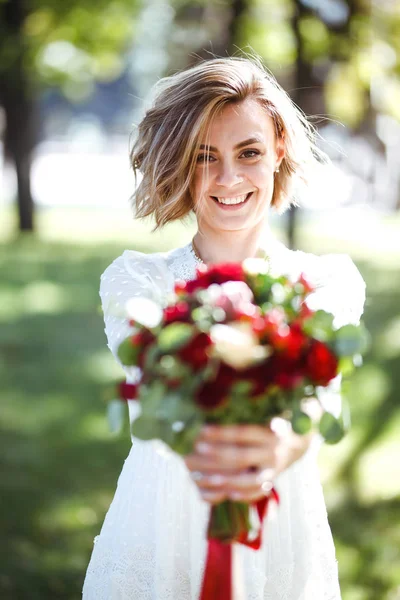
100, 250, 173, 387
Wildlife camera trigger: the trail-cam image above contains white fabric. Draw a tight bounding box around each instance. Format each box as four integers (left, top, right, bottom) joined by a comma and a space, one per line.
83, 240, 366, 600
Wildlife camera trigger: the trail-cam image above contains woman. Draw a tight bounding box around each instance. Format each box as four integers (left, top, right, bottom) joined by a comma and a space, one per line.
83, 57, 365, 599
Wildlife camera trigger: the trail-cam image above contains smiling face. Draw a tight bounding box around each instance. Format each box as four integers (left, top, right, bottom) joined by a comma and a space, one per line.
192, 98, 285, 233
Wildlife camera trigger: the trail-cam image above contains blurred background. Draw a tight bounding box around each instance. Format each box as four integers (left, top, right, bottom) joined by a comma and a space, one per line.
0, 0, 399, 598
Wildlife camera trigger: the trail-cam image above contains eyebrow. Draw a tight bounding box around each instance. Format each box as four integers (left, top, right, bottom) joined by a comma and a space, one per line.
199, 137, 264, 153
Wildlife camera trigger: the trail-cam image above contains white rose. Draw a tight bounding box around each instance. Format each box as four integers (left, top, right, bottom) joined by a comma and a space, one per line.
125, 297, 163, 329
210, 322, 270, 370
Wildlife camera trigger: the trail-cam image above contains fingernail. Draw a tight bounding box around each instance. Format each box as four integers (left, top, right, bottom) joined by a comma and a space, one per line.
196, 442, 211, 454
261, 481, 273, 493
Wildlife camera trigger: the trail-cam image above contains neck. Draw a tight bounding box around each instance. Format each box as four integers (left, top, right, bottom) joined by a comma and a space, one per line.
193, 221, 273, 264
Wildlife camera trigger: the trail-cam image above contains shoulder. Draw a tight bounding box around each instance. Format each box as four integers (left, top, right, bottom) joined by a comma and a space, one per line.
282, 248, 366, 327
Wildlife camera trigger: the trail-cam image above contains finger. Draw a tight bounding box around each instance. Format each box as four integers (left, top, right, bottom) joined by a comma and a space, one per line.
193, 442, 273, 471
200, 424, 277, 446
199, 489, 228, 505
184, 453, 241, 474
228, 486, 273, 503
194, 468, 274, 494
221, 468, 276, 491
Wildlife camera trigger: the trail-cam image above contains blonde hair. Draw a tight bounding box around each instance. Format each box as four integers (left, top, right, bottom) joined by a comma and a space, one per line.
130, 56, 327, 228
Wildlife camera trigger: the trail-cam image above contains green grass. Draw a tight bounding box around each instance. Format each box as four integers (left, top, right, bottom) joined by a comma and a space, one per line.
1, 205, 399, 600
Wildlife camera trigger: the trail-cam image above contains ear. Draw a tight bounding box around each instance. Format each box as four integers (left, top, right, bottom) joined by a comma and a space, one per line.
275, 134, 285, 170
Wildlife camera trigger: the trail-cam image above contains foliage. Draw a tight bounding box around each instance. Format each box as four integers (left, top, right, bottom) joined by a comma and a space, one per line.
234, 0, 400, 126
0, 0, 140, 101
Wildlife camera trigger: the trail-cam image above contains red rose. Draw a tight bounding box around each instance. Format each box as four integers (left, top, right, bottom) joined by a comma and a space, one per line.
240, 363, 270, 396
178, 332, 212, 368
305, 340, 338, 386
207, 263, 245, 285
273, 371, 304, 389
163, 301, 191, 324
268, 353, 303, 389
186, 263, 245, 294
186, 273, 210, 294
195, 363, 236, 409
270, 323, 306, 360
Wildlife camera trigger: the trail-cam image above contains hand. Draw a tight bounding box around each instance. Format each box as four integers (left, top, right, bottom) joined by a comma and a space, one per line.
184, 421, 314, 504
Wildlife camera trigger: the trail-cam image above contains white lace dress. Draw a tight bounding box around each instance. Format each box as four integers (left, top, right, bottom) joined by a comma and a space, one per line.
82, 240, 366, 600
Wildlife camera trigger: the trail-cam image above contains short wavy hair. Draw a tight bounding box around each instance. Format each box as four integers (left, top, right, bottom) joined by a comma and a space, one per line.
130, 56, 327, 228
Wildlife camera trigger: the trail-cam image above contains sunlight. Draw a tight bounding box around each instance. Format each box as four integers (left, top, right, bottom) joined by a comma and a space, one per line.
356, 413, 400, 503
376, 316, 400, 360
83, 349, 124, 383
21, 281, 68, 314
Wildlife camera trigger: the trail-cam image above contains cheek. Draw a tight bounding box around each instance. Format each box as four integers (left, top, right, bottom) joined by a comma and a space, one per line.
193, 168, 211, 202
249, 164, 274, 191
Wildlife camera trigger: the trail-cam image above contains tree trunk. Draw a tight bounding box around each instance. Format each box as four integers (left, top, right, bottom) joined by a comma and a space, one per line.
186, 0, 248, 62
227, 0, 247, 54
288, 2, 323, 249
1, 0, 36, 232
288, 3, 306, 250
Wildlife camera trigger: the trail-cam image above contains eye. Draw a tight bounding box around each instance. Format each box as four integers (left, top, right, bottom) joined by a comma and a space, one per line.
240, 149, 261, 159
196, 153, 216, 164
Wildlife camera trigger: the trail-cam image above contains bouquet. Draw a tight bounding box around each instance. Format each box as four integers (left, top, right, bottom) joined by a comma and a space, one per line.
115, 258, 367, 600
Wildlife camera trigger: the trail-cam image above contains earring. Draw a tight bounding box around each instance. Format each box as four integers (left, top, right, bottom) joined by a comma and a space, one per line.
275, 167, 280, 173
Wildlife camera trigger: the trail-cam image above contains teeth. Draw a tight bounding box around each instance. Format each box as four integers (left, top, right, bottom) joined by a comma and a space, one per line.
216, 194, 249, 205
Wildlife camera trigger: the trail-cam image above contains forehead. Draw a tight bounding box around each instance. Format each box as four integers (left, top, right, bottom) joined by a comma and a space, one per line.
205, 98, 276, 144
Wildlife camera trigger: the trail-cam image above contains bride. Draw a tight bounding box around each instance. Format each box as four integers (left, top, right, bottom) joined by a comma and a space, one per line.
82, 56, 365, 599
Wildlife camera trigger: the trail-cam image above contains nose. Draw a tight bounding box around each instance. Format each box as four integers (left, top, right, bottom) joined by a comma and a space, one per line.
215, 160, 243, 188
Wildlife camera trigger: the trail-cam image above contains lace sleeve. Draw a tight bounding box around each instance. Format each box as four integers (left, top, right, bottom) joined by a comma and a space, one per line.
99, 250, 174, 384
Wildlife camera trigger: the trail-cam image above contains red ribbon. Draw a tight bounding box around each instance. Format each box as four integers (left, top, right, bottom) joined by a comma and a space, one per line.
200, 539, 232, 600
118, 381, 138, 401
199, 489, 279, 600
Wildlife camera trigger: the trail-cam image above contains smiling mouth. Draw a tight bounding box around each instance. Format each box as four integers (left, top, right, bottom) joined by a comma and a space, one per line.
211, 192, 253, 206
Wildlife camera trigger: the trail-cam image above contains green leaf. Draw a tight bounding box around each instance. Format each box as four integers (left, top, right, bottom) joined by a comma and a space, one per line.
157, 391, 199, 423
131, 416, 174, 445
170, 417, 203, 455
157, 323, 196, 353
291, 409, 312, 435
338, 356, 355, 377
302, 310, 335, 342
319, 412, 345, 444
333, 323, 370, 357
230, 380, 254, 398
117, 337, 139, 366
158, 355, 193, 380
143, 343, 160, 372
138, 380, 167, 416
